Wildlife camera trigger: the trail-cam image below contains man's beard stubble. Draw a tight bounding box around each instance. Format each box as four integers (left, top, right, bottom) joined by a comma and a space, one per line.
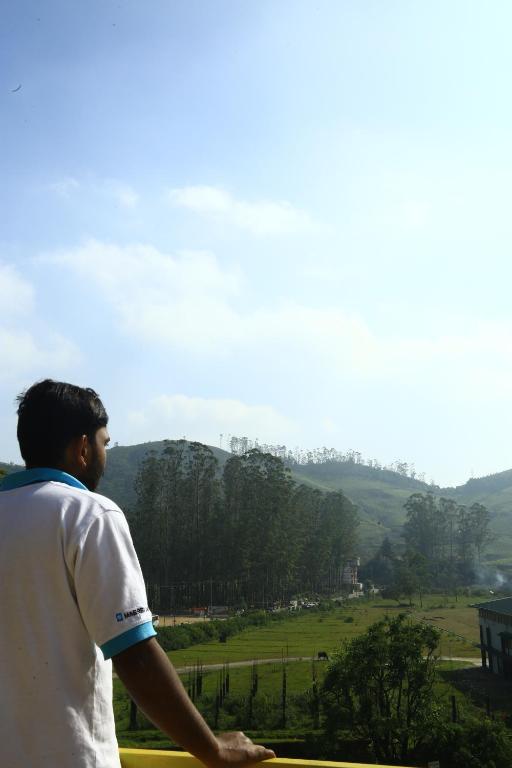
80, 447, 105, 492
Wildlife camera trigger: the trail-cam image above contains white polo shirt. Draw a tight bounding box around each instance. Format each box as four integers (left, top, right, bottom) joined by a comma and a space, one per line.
0, 468, 156, 768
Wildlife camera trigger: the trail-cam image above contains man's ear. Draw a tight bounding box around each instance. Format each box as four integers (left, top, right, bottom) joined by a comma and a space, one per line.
77, 434, 90, 469
64, 434, 89, 470
59, 434, 91, 477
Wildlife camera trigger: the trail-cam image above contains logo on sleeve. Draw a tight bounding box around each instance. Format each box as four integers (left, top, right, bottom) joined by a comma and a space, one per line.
117, 606, 150, 621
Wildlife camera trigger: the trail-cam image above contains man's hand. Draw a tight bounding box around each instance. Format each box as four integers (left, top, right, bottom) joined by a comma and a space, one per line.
113, 638, 275, 768
210, 732, 275, 768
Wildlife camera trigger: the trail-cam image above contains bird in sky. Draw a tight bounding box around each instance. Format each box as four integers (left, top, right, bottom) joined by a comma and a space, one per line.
11, 84, 22, 93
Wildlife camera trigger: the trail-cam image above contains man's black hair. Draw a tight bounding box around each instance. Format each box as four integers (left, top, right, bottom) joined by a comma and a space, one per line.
17, 379, 109, 468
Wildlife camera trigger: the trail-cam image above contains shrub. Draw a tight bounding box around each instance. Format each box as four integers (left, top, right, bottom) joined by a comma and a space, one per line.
424, 719, 512, 767
157, 609, 299, 653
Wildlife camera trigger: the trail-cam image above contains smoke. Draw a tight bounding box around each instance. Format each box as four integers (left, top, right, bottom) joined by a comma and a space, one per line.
495, 571, 506, 587
472, 564, 509, 590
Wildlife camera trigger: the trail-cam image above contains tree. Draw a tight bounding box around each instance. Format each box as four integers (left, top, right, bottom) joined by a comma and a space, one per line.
456, 504, 475, 584
469, 502, 492, 563
391, 550, 429, 606
430, 719, 512, 768
322, 615, 440, 763
185, 442, 218, 582
439, 497, 459, 594
403, 492, 446, 561
132, 442, 360, 608
402, 493, 491, 589
361, 537, 395, 586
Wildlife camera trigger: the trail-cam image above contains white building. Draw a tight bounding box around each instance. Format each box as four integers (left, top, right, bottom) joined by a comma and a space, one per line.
342, 558, 362, 592
474, 596, 512, 677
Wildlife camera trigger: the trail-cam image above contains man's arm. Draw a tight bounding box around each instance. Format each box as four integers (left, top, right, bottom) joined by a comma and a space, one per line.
113, 637, 275, 768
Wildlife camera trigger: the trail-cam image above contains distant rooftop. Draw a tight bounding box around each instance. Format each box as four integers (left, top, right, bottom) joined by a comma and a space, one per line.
472, 596, 512, 615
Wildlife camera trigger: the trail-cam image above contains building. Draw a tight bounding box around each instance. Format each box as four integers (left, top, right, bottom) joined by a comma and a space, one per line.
473, 596, 512, 678
342, 558, 363, 592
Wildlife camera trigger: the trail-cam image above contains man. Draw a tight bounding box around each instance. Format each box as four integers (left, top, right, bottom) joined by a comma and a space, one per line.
0, 379, 275, 768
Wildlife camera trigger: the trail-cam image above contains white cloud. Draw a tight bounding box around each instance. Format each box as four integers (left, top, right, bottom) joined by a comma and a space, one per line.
44, 240, 241, 352
244, 302, 380, 375
48, 176, 80, 198
0, 261, 81, 383
168, 185, 313, 235
44, 241, 376, 366
0, 264, 34, 318
47, 176, 139, 208
104, 180, 139, 208
42, 239, 512, 406
0, 329, 79, 383
126, 394, 298, 446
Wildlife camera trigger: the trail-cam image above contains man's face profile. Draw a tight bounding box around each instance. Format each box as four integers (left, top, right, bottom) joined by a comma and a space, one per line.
81, 427, 110, 491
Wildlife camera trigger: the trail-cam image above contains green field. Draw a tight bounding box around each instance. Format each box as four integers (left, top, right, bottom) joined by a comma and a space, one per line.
115, 658, 324, 749
114, 596, 485, 750
164, 596, 480, 669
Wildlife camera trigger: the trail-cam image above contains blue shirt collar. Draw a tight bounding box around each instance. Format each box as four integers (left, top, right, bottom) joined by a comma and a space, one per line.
0, 467, 88, 492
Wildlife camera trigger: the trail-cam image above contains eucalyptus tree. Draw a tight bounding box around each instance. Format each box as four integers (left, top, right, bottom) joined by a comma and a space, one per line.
403, 492, 446, 562
184, 441, 219, 583
402, 493, 491, 587
469, 502, 492, 563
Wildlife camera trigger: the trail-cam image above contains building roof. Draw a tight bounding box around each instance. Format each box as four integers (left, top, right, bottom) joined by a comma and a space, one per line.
472, 596, 512, 615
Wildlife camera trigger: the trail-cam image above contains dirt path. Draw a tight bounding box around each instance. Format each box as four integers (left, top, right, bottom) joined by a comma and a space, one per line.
439, 656, 481, 666
171, 655, 483, 674
173, 656, 315, 673
113, 656, 318, 678
114, 654, 481, 679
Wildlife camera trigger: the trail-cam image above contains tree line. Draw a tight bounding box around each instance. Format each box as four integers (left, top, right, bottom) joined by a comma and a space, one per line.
130, 441, 359, 611
364, 492, 492, 597
228, 435, 429, 482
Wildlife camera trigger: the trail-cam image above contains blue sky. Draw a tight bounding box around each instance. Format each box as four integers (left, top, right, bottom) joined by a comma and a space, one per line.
3, 0, 512, 486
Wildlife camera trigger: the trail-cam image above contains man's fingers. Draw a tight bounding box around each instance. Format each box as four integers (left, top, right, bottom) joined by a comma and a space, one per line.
215, 731, 276, 765
249, 745, 275, 760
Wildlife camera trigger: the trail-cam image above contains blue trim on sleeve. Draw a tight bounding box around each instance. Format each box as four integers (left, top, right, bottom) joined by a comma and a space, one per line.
100, 621, 157, 660
0, 468, 87, 492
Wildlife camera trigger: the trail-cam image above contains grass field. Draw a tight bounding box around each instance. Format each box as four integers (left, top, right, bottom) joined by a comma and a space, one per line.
408, 598, 481, 657
163, 595, 480, 668
114, 658, 324, 749
115, 658, 321, 721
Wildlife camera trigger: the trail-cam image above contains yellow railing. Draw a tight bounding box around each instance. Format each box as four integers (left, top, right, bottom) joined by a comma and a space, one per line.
119, 749, 414, 768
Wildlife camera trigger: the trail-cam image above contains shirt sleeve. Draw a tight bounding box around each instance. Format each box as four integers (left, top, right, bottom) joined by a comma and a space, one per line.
73, 509, 156, 659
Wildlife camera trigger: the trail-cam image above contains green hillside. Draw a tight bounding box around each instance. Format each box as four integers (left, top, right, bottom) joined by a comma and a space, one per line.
288, 461, 436, 553
97, 445, 439, 553
0, 442, 232, 513
0, 461, 23, 475
97, 440, 232, 511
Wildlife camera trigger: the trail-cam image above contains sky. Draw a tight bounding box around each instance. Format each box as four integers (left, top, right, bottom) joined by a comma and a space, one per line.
3, 0, 512, 487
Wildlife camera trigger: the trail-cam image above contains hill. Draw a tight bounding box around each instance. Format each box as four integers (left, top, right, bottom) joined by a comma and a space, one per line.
102, 447, 440, 553
288, 460, 435, 551
0, 461, 23, 475
97, 440, 232, 509
4, 444, 512, 565
0, 442, 232, 511
0, 445, 427, 550
292, 462, 512, 565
